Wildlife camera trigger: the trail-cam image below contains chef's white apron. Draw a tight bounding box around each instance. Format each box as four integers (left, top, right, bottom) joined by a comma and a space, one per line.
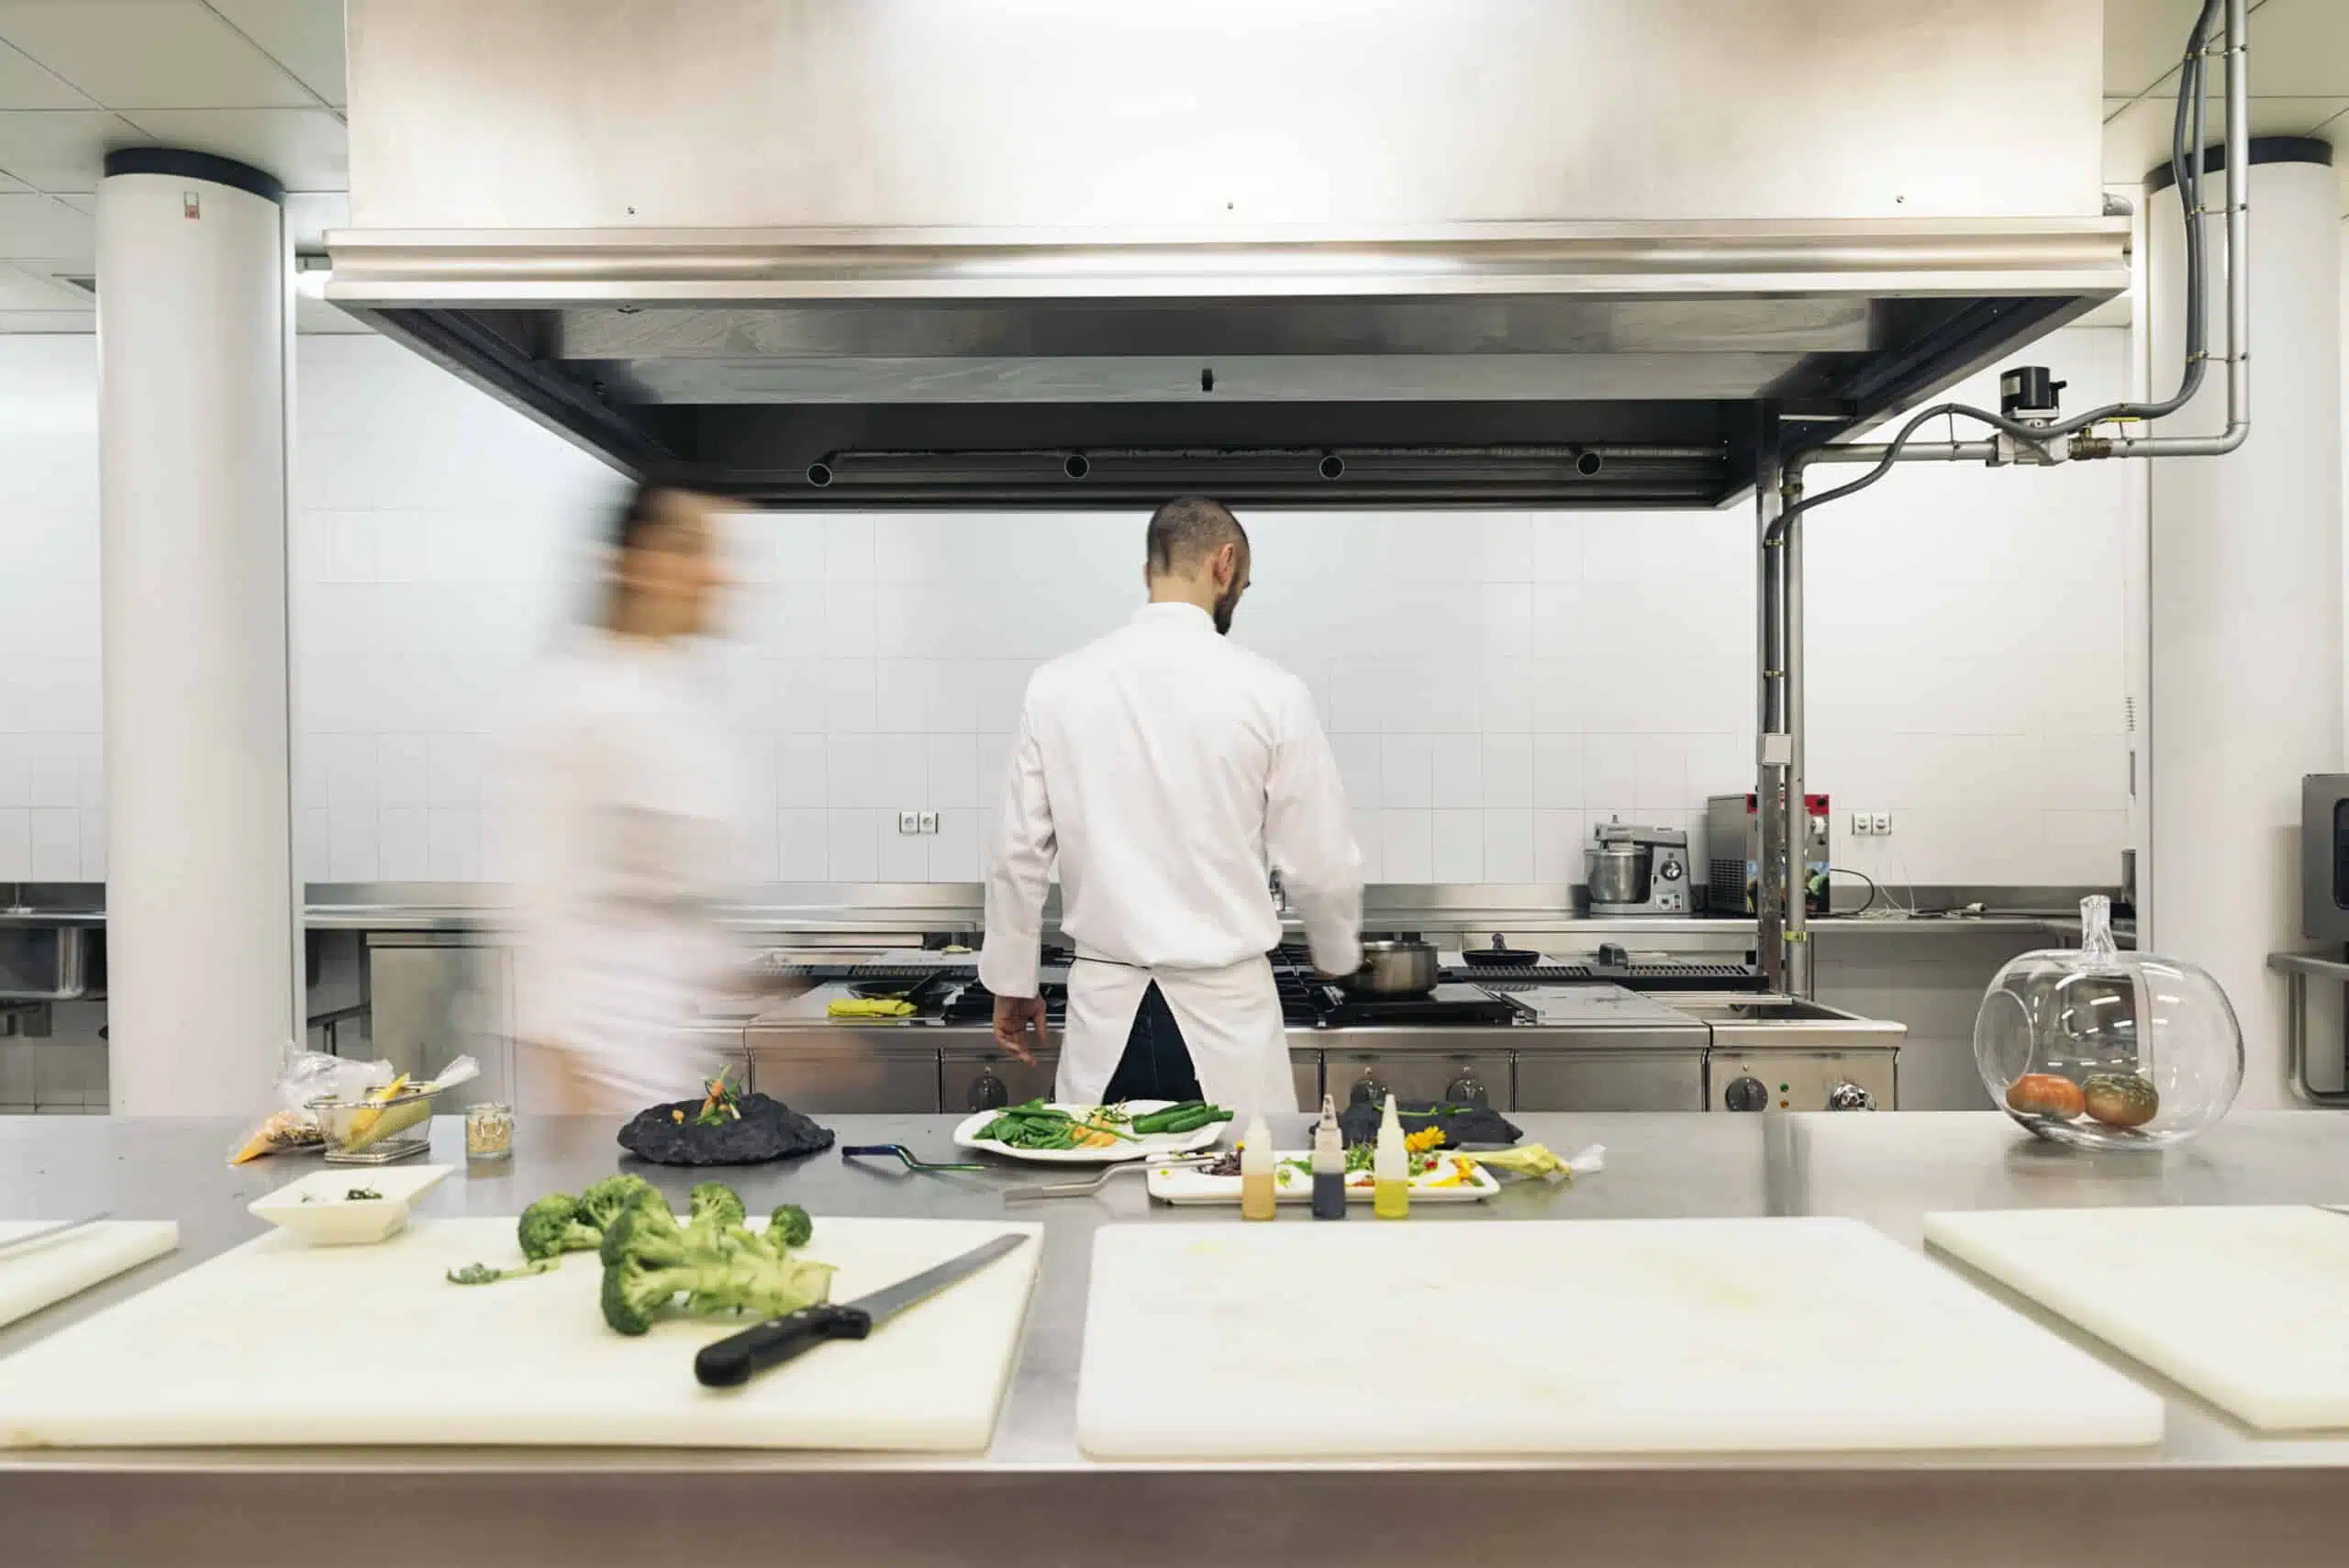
1059, 953, 1297, 1123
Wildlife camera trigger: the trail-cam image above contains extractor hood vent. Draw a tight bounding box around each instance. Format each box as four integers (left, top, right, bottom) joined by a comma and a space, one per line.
331, 0, 2123, 507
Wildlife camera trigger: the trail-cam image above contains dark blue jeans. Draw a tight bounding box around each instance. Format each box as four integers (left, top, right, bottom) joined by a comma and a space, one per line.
1101, 981, 1202, 1103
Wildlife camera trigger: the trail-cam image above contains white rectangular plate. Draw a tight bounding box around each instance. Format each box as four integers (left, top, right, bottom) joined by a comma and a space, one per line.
1145, 1151, 1498, 1205
953, 1100, 1227, 1164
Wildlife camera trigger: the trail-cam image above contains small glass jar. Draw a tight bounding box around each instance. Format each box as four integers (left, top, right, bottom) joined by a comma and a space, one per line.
1974, 895, 2243, 1150
465, 1101, 515, 1161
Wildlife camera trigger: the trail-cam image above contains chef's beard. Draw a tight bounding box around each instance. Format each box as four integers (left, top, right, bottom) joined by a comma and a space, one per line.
1212, 580, 1242, 636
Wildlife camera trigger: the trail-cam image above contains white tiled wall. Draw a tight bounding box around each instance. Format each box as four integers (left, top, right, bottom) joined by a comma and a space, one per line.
0, 328, 2134, 888
0, 336, 101, 883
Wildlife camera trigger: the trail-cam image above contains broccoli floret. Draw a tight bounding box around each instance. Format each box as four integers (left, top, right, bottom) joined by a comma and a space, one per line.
600, 1198, 682, 1267
766, 1204, 813, 1251
517, 1194, 605, 1262
688, 1181, 748, 1229
447, 1258, 560, 1285
596, 1201, 836, 1337
576, 1173, 661, 1232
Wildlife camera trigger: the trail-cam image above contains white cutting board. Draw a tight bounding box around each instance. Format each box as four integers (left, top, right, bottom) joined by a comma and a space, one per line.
1925, 1204, 2349, 1430
1077, 1218, 2162, 1458
0, 1221, 178, 1330
0, 1216, 1040, 1450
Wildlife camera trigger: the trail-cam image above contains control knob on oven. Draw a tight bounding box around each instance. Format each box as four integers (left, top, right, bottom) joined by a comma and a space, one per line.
1722, 1075, 1769, 1113
967, 1073, 1009, 1111
1348, 1076, 1391, 1109
1824, 1080, 1876, 1112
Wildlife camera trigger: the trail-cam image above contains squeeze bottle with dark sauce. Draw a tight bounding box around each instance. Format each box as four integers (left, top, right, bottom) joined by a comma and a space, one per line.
1310, 1094, 1346, 1219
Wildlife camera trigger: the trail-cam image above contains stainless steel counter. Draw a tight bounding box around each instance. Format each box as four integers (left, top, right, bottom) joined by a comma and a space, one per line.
3, 1110, 2348, 1566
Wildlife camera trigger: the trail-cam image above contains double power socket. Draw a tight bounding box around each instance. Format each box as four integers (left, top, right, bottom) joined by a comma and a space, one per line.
1848, 811, 1895, 838
896, 811, 941, 836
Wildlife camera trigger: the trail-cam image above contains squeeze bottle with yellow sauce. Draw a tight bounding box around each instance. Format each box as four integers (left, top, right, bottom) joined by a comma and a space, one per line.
1373, 1093, 1409, 1219
1240, 1113, 1276, 1221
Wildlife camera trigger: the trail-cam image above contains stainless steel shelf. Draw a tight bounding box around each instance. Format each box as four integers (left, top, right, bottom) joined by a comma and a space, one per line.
2267, 951, 2349, 1106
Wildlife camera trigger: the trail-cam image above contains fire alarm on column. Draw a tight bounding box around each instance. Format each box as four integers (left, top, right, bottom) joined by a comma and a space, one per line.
183, 192, 200, 219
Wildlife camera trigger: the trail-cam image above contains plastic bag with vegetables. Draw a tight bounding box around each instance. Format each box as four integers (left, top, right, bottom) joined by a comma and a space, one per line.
228, 1051, 395, 1164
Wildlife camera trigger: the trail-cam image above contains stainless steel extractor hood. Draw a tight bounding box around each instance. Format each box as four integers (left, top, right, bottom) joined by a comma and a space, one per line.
328, 0, 2124, 507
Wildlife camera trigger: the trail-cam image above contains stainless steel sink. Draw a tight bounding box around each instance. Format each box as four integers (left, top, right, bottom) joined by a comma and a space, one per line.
0, 925, 101, 1000
1651, 994, 1899, 1037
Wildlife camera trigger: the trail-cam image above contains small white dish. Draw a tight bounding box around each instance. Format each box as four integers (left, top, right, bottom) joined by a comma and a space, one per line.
248, 1165, 453, 1246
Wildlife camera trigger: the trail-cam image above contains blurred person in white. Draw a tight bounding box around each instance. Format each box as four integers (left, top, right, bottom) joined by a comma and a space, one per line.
509, 479, 751, 1113
980, 496, 1364, 1121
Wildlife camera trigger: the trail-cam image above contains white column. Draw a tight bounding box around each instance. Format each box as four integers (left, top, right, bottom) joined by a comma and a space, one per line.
96, 150, 300, 1115
2147, 143, 2343, 1107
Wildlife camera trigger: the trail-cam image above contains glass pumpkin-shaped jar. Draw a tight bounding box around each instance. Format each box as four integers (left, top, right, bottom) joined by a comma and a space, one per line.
1974, 895, 2242, 1150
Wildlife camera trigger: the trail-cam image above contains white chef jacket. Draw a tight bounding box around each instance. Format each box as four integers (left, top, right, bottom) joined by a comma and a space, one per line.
980, 602, 1364, 1118
509, 631, 745, 1110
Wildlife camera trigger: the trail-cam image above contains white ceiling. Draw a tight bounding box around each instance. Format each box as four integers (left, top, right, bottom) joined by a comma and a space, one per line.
0, 1, 2340, 335
2103, 0, 2349, 195
0, 0, 351, 331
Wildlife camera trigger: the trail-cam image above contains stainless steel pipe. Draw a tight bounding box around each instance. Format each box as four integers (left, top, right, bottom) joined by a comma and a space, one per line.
2101, 0, 2248, 459
1755, 429, 1790, 994
1783, 462, 1810, 998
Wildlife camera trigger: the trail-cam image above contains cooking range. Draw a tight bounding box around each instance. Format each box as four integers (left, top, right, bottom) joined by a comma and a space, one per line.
939, 951, 1529, 1028
755, 941, 1898, 1116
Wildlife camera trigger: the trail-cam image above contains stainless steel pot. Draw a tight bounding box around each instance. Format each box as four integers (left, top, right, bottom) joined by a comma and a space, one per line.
1587, 840, 1653, 906
1340, 939, 1440, 996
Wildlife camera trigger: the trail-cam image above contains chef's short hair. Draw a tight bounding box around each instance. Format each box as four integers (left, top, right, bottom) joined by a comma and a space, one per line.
607, 475, 701, 557
1145, 496, 1248, 576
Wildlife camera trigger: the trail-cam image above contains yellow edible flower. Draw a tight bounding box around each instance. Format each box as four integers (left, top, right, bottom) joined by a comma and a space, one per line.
1404, 1126, 1447, 1154
1426, 1156, 1478, 1188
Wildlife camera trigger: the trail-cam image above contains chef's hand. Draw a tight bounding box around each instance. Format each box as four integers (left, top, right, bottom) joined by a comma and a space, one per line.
993, 994, 1049, 1063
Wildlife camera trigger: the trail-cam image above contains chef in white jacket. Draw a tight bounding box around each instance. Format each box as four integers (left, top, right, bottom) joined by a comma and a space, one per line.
509, 481, 750, 1113
980, 496, 1364, 1120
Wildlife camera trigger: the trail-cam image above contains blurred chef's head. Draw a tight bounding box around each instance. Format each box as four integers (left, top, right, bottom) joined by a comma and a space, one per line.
601, 480, 730, 639
1144, 495, 1251, 635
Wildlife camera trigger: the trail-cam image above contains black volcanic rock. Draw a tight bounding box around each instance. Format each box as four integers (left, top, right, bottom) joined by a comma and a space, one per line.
618, 1092, 836, 1166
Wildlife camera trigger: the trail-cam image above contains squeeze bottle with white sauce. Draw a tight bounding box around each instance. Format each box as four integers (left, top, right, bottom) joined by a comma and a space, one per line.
1309, 1094, 1346, 1220
1240, 1113, 1276, 1221
1374, 1093, 1409, 1219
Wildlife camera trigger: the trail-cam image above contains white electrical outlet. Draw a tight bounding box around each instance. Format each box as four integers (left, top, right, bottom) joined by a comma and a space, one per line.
918, 811, 940, 834
1871, 811, 1891, 836
1850, 811, 1871, 837
897, 810, 920, 835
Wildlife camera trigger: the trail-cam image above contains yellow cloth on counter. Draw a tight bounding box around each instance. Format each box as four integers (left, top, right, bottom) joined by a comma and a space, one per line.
827, 997, 916, 1019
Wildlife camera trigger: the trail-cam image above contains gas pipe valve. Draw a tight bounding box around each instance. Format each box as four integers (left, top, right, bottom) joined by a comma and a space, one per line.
1993, 365, 2068, 466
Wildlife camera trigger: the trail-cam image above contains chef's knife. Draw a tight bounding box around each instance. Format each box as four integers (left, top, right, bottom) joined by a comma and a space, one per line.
694, 1231, 1029, 1388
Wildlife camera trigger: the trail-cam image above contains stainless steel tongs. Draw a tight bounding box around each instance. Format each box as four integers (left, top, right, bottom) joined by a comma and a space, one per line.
1001, 1154, 1218, 1202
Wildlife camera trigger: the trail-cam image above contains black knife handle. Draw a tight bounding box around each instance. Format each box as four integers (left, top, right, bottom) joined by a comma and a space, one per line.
695, 1303, 873, 1388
